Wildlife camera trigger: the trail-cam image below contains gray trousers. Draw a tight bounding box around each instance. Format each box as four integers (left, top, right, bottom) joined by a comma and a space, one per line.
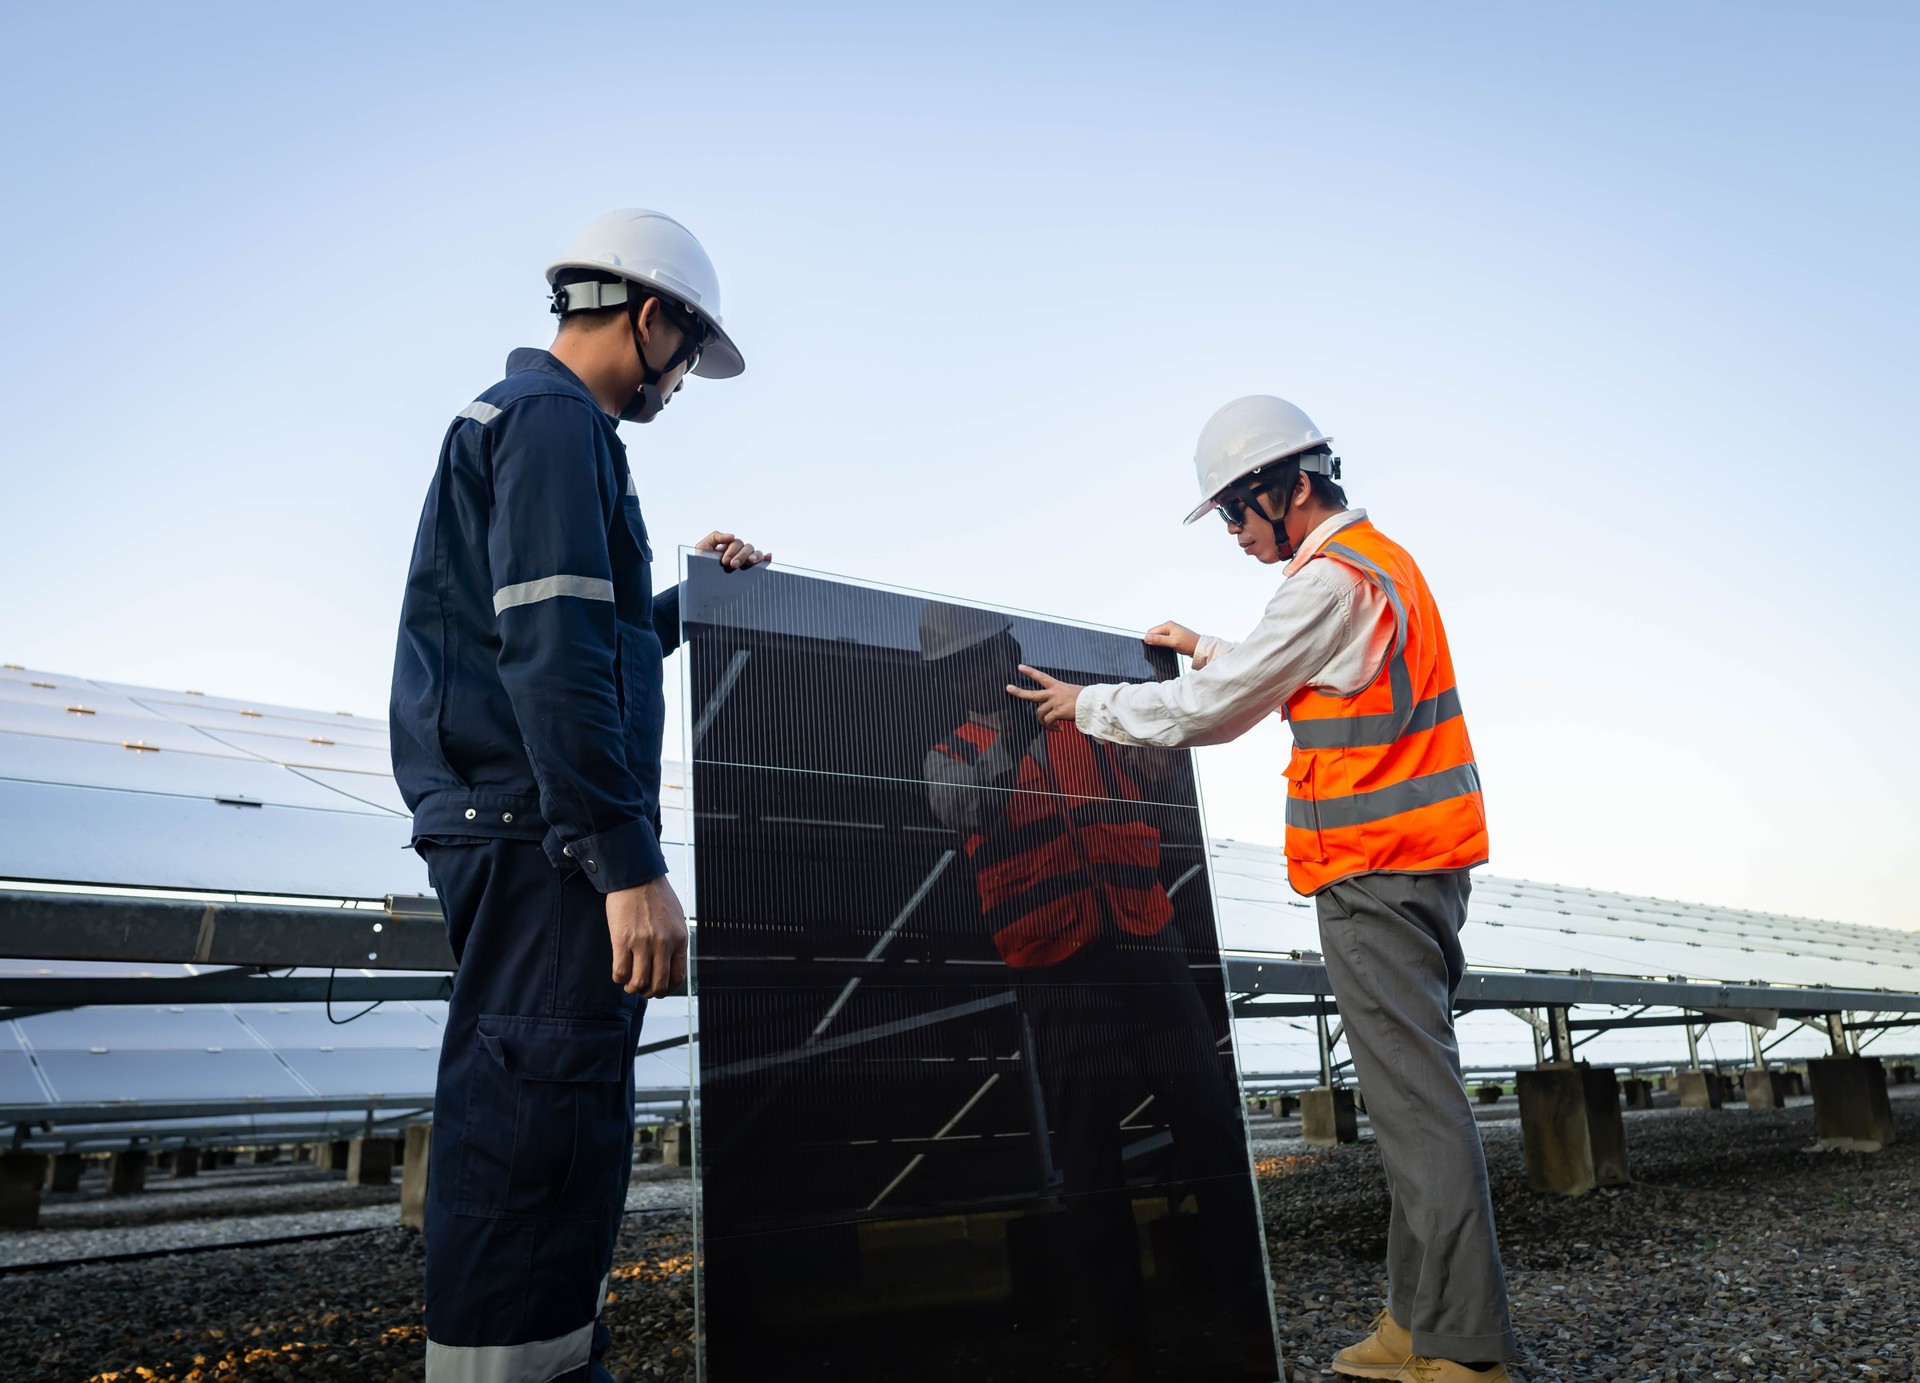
1316, 869, 1517, 1364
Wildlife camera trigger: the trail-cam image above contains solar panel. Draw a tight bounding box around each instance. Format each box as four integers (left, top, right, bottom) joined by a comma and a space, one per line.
681, 557, 1281, 1382
0, 778, 425, 896
0, 977, 693, 1138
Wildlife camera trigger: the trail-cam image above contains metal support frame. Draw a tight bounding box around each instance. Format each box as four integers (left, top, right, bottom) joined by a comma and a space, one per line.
1506, 1008, 1548, 1066
0, 969, 454, 1020
1545, 1006, 1573, 1064
0, 887, 456, 971
1825, 1012, 1853, 1057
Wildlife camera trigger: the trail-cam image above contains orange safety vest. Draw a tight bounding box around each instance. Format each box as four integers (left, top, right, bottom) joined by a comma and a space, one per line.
933, 719, 1172, 969
1281, 518, 1489, 894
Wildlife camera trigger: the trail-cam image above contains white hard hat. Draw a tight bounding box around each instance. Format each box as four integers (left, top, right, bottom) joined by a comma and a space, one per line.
1184, 395, 1336, 524
545, 208, 744, 380
919, 602, 1013, 661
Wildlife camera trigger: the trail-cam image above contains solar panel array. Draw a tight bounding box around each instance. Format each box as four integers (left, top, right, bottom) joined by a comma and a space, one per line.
4, 663, 1916, 1126
1210, 837, 1920, 992
0, 663, 423, 898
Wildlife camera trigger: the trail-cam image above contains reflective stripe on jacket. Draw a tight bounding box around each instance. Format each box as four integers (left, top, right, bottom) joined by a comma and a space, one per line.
389, 348, 679, 891
934, 720, 1172, 969
1281, 519, 1489, 894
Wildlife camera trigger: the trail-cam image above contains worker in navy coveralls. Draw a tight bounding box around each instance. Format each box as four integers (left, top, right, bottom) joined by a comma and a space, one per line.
390, 209, 769, 1383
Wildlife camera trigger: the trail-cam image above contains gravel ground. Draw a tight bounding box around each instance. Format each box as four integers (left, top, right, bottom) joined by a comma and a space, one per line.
1, 1165, 404, 1267
2, 1091, 1915, 1382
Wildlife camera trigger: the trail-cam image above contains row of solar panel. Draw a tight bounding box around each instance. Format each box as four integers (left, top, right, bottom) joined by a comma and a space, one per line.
0, 986, 692, 1108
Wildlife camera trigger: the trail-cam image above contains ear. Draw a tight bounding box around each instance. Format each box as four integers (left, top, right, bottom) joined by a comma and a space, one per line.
1295, 469, 1313, 507
633, 295, 662, 340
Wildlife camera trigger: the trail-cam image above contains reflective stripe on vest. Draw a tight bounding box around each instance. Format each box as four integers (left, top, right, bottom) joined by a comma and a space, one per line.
1281, 520, 1488, 894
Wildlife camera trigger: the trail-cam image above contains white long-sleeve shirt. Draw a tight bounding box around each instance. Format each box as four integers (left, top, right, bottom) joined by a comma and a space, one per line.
1075, 509, 1395, 749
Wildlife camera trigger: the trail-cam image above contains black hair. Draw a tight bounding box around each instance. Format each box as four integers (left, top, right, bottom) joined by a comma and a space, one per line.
1248, 447, 1347, 511
1307, 471, 1348, 509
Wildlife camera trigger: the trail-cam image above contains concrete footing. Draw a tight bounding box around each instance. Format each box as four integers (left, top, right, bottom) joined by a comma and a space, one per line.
314, 1139, 350, 1172
1744, 1069, 1791, 1110
1807, 1057, 1897, 1152
346, 1136, 394, 1186
1621, 1077, 1655, 1110
1300, 1086, 1359, 1147
1676, 1070, 1730, 1109
253, 1146, 281, 1164
46, 1152, 83, 1193
1891, 1064, 1916, 1086
0, 1152, 49, 1228
1784, 1070, 1808, 1097
108, 1149, 149, 1196
401, 1123, 431, 1230
171, 1146, 201, 1179
1277, 1093, 1299, 1118
294, 1144, 313, 1163
1516, 1064, 1630, 1196
659, 1122, 694, 1166
1475, 1083, 1504, 1105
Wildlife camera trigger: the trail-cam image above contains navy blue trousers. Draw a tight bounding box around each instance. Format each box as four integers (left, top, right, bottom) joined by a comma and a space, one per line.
419, 839, 647, 1383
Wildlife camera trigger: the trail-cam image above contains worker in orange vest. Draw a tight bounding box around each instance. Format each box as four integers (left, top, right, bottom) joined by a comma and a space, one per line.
921, 604, 1176, 969
920, 603, 1278, 1378
1009, 396, 1515, 1381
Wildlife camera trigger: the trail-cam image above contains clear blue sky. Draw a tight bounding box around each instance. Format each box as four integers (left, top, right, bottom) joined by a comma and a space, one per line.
2, 3, 1915, 930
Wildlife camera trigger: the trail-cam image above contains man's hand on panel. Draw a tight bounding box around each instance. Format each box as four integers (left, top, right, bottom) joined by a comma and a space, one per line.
696, 530, 772, 571
1143, 621, 1200, 657
1006, 665, 1086, 727
608, 876, 689, 998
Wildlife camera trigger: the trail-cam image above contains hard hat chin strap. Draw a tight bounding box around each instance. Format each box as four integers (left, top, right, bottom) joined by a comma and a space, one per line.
1236, 460, 1302, 560
620, 299, 702, 425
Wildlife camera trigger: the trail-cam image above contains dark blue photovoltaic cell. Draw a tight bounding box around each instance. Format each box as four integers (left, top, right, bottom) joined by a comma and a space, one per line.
276, 1047, 442, 1098
32, 1049, 313, 1103
0, 1051, 47, 1104
684, 556, 1280, 1383
0, 729, 381, 811
18, 1006, 253, 1050
0, 778, 427, 897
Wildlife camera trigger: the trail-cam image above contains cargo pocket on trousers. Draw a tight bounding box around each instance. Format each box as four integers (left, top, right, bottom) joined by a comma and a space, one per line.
458, 1014, 630, 1220
1282, 750, 1324, 863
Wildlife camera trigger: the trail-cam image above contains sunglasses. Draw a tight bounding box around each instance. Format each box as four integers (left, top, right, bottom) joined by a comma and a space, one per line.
664, 308, 706, 377
1216, 486, 1264, 528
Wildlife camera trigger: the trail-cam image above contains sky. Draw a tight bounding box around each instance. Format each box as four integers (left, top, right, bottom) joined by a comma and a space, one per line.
1, 2, 1915, 932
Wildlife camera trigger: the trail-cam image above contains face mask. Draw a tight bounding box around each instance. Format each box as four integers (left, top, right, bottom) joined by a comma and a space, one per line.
620, 382, 668, 424
620, 304, 703, 425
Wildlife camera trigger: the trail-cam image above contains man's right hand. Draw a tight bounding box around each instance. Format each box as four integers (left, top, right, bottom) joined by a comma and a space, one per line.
1143, 621, 1200, 658
607, 876, 688, 998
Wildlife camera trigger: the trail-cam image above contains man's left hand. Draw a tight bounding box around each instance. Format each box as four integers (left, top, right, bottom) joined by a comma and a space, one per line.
696, 531, 771, 570
1006, 665, 1086, 727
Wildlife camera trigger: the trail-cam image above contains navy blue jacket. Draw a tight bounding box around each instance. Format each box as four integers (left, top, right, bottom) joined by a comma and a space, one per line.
390, 348, 678, 891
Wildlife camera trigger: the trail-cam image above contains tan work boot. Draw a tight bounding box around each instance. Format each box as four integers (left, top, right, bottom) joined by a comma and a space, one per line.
1331, 1308, 1413, 1378
1398, 1358, 1511, 1382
